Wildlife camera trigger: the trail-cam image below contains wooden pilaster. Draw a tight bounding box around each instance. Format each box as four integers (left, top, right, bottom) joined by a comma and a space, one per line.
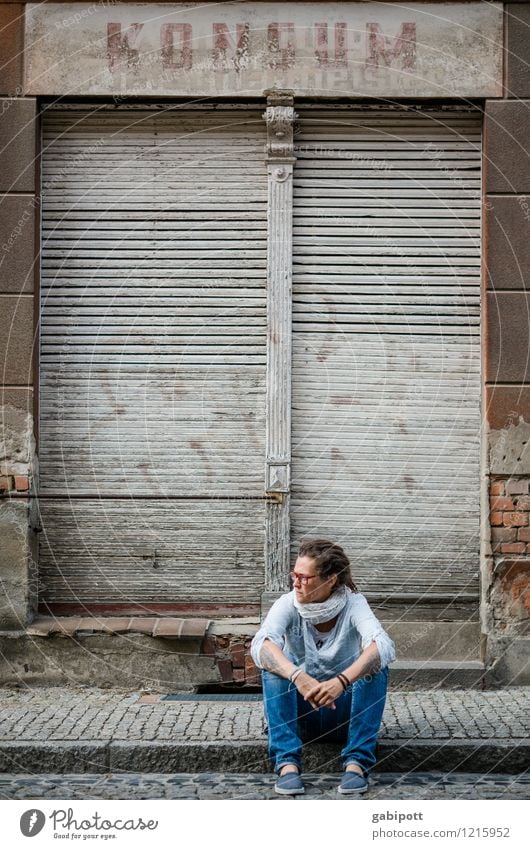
263, 93, 296, 598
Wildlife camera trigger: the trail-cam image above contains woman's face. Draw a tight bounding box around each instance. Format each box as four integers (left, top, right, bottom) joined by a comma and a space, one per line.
291, 555, 337, 604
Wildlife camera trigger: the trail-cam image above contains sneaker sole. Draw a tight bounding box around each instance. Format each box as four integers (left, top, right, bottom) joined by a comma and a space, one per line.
274, 784, 305, 796
337, 784, 369, 795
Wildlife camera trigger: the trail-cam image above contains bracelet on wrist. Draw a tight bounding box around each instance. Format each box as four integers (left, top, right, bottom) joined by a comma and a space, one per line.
337, 672, 350, 691
290, 667, 302, 684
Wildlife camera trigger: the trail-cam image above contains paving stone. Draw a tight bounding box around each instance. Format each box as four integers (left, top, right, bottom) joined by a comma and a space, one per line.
0, 772, 528, 801
0, 685, 528, 774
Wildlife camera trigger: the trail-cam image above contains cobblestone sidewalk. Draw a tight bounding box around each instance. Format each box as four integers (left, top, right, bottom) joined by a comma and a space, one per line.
0, 772, 528, 800
0, 687, 528, 742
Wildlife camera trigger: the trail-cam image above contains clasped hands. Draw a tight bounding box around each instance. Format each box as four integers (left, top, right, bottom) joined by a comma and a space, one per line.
294, 671, 347, 710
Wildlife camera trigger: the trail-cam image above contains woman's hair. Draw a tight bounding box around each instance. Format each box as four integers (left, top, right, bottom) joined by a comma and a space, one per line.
297, 538, 358, 592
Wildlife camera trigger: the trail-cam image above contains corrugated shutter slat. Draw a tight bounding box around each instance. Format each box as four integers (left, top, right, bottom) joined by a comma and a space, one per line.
39, 108, 267, 604
291, 106, 481, 597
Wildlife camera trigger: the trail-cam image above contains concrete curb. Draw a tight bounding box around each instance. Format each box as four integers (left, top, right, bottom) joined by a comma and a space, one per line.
0, 741, 109, 773
0, 739, 527, 775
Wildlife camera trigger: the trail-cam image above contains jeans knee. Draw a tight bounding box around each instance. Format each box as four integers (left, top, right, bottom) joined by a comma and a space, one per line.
262, 669, 284, 688
262, 670, 294, 702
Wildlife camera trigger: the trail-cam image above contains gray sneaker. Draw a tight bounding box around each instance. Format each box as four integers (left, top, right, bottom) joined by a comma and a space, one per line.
274, 770, 305, 796
338, 771, 368, 795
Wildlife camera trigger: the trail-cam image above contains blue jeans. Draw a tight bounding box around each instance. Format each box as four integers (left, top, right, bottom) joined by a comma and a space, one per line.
262, 667, 389, 775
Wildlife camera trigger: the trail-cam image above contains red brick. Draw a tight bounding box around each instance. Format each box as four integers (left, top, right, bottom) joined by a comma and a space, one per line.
490, 512, 503, 526
233, 668, 245, 683
506, 479, 530, 496
500, 543, 527, 555
518, 527, 530, 542
492, 527, 517, 543
230, 641, 246, 668
244, 654, 261, 684
217, 659, 232, 683
14, 475, 29, 492
503, 512, 528, 528
490, 481, 505, 496
201, 635, 217, 657
515, 496, 530, 510
490, 496, 514, 511
0, 476, 11, 493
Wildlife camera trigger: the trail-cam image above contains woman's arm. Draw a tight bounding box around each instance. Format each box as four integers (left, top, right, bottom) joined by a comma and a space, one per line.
305, 640, 381, 709
340, 639, 381, 682
351, 594, 396, 670
259, 638, 298, 679
260, 639, 323, 708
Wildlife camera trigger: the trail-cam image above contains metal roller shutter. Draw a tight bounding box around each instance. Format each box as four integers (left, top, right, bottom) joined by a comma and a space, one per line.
291, 105, 481, 598
38, 105, 267, 608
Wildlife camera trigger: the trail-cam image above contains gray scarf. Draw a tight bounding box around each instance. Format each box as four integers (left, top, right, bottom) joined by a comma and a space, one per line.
293, 584, 350, 625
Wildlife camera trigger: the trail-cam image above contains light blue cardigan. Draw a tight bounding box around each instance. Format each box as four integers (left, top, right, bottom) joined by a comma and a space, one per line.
250, 589, 396, 681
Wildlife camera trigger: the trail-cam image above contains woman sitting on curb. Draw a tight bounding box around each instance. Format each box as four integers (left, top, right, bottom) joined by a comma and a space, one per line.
250, 538, 396, 796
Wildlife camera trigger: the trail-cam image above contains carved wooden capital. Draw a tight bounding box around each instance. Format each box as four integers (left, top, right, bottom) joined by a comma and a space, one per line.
264, 95, 296, 160
266, 460, 290, 494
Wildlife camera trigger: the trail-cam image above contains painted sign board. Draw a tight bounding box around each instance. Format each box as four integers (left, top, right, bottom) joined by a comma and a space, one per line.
24, 2, 503, 97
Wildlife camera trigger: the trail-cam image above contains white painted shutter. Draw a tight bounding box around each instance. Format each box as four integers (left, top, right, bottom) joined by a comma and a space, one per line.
39, 105, 267, 607
291, 105, 481, 598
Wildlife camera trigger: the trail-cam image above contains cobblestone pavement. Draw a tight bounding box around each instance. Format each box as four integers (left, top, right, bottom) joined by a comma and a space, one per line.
0, 687, 528, 742
0, 772, 528, 800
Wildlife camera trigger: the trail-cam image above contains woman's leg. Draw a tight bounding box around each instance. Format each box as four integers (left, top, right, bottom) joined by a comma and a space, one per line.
261, 670, 303, 773
340, 666, 389, 774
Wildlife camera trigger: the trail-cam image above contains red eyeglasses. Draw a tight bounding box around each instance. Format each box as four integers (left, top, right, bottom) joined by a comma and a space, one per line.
290, 571, 319, 586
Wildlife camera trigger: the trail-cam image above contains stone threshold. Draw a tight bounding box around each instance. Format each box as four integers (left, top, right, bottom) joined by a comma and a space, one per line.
25, 616, 209, 639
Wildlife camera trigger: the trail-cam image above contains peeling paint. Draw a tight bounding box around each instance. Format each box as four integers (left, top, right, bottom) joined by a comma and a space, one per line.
0, 404, 37, 629
491, 559, 530, 631
0, 404, 34, 475
24, 2, 503, 97
489, 418, 530, 475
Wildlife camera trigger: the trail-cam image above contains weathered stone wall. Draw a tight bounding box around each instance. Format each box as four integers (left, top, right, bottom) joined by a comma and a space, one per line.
488, 478, 530, 634
0, 2, 38, 630
483, 1, 530, 683
201, 633, 261, 687
0, 2, 529, 685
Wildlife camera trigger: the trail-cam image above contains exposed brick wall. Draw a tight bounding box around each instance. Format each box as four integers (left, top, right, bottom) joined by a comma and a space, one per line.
0, 475, 30, 495
490, 478, 530, 555
201, 634, 261, 687
489, 477, 530, 640
0, 6, 38, 633
483, 6, 530, 682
